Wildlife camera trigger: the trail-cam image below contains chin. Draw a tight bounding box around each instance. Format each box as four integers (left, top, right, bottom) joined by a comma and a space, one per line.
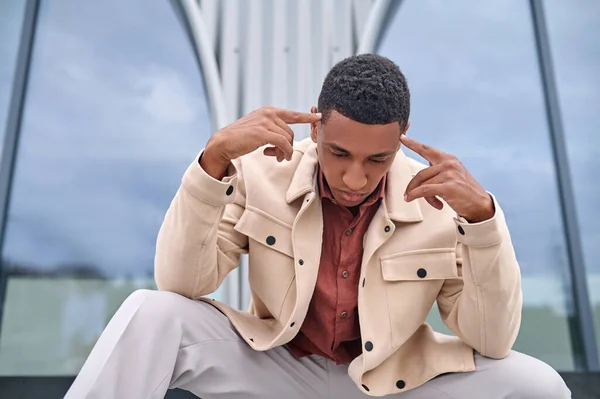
332, 192, 367, 207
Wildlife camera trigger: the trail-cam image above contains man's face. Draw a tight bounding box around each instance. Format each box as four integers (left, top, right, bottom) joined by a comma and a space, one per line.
310, 109, 409, 207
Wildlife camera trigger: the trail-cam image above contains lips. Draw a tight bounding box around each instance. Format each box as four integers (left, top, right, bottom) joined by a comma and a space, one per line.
338, 190, 367, 203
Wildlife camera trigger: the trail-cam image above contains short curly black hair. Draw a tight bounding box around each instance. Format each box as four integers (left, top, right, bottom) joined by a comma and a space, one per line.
317, 53, 410, 128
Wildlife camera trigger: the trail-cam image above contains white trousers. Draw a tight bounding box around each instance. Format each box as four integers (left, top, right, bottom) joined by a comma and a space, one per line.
65, 290, 571, 399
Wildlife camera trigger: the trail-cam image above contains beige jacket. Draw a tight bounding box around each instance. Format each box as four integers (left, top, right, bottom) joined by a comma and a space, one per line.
155, 138, 522, 396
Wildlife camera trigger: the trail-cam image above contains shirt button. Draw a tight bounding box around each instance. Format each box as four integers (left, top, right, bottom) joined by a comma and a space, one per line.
345, 228, 353, 236
384, 225, 391, 233
341, 270, 349, 278
341, 311, 348, 319
226, 185, 234, 196
458, 225, 465, 235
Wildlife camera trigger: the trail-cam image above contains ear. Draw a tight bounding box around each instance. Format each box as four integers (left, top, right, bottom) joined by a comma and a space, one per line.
310, 106, 319, 143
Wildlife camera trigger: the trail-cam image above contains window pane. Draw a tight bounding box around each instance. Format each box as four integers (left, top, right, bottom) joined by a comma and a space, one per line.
0, 1, 27, 150
545, 0, 600, 359
0, 0, 214, 375
379, 0, 578, 369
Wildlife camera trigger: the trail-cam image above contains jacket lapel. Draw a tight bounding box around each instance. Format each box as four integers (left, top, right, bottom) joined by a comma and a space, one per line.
286, 142, 319, 204
384, 150, 424, 223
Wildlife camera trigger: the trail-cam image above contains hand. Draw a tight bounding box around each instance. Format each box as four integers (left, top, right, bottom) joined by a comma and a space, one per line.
201, 106, 322, 179
401, 135, 495, 223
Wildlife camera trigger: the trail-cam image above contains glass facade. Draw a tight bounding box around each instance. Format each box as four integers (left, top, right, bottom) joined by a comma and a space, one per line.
0, 2, 27, 150
379, 0, 599, 370
0, 0, 597, 379
0, 0, 214, 375
544, 0, 600, 359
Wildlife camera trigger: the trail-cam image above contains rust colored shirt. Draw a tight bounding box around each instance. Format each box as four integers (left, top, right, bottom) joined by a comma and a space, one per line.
287, 169, 385, 364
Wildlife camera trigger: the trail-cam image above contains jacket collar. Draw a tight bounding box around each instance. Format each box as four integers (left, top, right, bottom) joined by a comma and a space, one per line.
286, 140, 423, 223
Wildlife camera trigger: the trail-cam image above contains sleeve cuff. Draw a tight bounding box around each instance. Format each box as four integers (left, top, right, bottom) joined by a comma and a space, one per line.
181, 150, 239, 206
453, 193, 505, 248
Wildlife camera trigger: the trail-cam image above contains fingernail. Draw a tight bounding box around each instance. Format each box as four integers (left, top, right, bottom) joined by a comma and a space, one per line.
316, 113, 322, 118
404, 193, 408, 202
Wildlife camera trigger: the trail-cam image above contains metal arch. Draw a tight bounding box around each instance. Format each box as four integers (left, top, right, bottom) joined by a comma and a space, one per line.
356, 0, 404, 54
176, 0, 229, 132
171, 0, 399, 310
529, 0, 599, 371
0, 0, 41, 334
170, 0, 240, 308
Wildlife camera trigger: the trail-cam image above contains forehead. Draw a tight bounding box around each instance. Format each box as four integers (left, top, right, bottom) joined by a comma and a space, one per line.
320, 110, 401, 154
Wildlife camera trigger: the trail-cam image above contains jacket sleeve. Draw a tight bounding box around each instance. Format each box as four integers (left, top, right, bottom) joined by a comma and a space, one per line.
436, 195, 523, 359
154, 152, 248, 299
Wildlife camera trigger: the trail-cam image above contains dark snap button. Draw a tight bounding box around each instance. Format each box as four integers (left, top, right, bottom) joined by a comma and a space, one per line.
266, 236, 276, 245
417, 268, 427, 278
226, 185, 234, 196
290, 322, 295, 327
362, 278, 365, 287
249, 338, 254, 342
365, 341, 374, 351
362, 384, 370, 392
298, 259, 304, 265
341, 270, 349, 278
458, 225, 465, 235
341, 311, 348, 319
384, 225, 391, 233
345, 229, 353, 236
396, 380, 406, 389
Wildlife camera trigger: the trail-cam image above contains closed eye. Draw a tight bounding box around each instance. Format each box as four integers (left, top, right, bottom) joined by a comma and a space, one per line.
370, 158, 387, 164
332, 152, 348, 158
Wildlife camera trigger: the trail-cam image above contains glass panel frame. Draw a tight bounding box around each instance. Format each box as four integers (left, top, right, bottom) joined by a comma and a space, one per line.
0, 0, 215, 375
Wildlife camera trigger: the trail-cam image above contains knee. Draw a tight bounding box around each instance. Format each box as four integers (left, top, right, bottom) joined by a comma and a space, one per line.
504, 353, 571, 398
123, 289, 196, 326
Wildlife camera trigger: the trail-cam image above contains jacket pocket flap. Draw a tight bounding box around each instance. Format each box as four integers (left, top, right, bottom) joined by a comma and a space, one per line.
234, 208, 294, 257
380, 248, 459, 281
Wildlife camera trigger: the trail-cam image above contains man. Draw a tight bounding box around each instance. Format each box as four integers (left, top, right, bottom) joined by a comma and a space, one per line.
66, 54, 570, 398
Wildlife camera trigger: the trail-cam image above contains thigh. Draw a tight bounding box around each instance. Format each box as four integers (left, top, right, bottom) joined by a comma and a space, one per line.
169, 299, 329, 399
420, 350, 570, 399
400, 350, 570, 399
327, 350, 570, 399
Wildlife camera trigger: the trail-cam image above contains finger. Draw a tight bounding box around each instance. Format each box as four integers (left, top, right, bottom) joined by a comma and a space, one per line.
267, 124, 294, 160
404, 164, 444, 195
406, 173, 447, 200
263, 146, 286, 162
263, 131, 293, 160
400, 135, 444, 165
405, 183, 447, 202
268, 120, 293, 144
276, 109, 322, 125
425, 196, 444, 210
272, 117, 295, 142
263, 147, 277, 156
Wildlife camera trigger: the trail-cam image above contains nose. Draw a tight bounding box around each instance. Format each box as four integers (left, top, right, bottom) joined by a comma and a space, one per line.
342, 163, 368, 192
